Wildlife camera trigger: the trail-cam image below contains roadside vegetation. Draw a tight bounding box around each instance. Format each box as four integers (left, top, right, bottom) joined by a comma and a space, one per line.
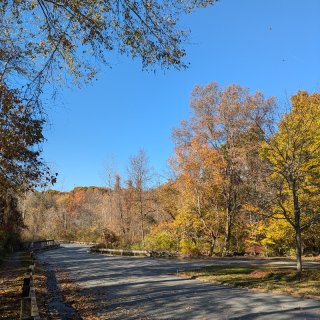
180, 265, 320, 298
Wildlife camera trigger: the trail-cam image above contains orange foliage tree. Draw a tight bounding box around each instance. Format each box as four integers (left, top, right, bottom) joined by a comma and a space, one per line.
172, 81, 275, 254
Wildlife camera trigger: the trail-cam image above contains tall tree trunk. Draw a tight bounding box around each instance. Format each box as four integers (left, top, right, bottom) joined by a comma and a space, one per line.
141, 213, 145, 245
209, 231, 216, 257
139, 190, 145, 245
292, 182, 302, 275
223, 206, 232, 255
63, 210, 67, 230
295, 225, 302, 275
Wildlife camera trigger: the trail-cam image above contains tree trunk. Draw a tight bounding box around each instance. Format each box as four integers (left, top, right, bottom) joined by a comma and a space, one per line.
223, 207, 232, 255
295, 225, 302, 275
63, 211, 67, 230
141, 214, 145, 245
292, 182, 302, 275
209, 232, 216, 257
140, 197, 145, 245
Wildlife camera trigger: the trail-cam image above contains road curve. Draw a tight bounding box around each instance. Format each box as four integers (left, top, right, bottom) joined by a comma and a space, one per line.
37, 244, 320, 320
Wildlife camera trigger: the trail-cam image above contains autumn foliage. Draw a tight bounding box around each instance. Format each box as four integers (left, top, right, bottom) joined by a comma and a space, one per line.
0, 84, 55, 257
21, 83, 320, 273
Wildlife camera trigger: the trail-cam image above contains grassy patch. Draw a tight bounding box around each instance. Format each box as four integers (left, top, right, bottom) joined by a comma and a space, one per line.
180, 265, 320, 298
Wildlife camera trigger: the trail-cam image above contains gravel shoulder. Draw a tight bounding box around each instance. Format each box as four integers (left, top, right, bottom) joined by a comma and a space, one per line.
37, 244, 320, 320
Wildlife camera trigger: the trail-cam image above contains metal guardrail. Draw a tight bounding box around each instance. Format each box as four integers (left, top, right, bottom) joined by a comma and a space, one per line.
90, 247, 174, 258
19, 240, 60, 319
21, 240, 58, 251
56, 240, 99, 246
56, 240, 175, 258
20, 260, 40, 320
91, 247, 150, 256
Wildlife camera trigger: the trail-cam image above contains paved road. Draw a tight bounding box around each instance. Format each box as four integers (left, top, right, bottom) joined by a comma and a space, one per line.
37, 244, 320, 319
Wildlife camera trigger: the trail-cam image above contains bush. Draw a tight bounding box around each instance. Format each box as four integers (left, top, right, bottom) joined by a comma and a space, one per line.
95, 242, 106, 249
0, 230, 21, 260
144, 230, 177, 252
130, 242, 144, 250
103, 228, 119, 248
179, 238, 201, 257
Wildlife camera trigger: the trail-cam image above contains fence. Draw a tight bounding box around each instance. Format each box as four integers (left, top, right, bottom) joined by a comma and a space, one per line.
19, 240, 60, 319
56, 240, 99, 246
20, 260, 40, 320
21, 240, 59, 251
90, 247, 150, 256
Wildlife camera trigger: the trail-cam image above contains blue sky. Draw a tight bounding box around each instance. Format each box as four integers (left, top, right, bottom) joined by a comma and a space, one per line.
43, 0, 320, 191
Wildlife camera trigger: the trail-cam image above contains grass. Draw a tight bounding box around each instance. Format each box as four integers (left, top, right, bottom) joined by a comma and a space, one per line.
180, 265, 320, 298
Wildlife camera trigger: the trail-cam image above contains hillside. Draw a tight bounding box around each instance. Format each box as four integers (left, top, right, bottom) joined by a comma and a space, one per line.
21, 184, 174, 247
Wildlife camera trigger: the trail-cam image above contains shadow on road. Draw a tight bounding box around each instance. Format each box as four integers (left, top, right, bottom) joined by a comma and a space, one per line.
36, 244, 320, 320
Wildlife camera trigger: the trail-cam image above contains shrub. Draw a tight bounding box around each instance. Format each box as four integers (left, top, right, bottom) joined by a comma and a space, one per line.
0, 230, 20, 260
103, 228, 119, 248
179, 238, 201, 256
144, 230, 177, 252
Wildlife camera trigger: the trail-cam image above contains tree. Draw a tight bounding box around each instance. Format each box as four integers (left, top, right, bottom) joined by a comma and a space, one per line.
0, 83, 56, 251
112, 175, 134, 244
261, 91, 320, 274
171, 142, 225, 255
1, 0, 217, 104
1, 1, 219, 248
173, 81, 274, 254
0, 190, 23, 252
0, 83, 55, 193
155, 180, 180, 222
127, 149, 153, 243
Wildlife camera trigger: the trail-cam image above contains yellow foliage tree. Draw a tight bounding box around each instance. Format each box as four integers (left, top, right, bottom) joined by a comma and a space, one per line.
261, 91, 320, 274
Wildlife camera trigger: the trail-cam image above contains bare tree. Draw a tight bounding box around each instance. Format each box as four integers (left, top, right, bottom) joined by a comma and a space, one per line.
127, 149, 153, 244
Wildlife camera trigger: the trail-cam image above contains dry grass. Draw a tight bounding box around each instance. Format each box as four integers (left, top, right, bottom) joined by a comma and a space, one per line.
180, 266, 320, 299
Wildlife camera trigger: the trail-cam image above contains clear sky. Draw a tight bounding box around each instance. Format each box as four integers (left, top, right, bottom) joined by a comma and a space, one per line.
42, 0, 320, 191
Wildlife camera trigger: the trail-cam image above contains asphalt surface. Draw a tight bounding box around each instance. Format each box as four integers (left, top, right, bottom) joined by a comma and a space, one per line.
37, 244, 320, 319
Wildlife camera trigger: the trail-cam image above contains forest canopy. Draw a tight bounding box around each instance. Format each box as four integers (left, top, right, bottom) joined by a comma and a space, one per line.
0, 0, 217, 104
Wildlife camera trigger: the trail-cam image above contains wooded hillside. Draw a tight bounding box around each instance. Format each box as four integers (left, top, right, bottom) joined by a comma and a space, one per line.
21, 184, 173, 247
